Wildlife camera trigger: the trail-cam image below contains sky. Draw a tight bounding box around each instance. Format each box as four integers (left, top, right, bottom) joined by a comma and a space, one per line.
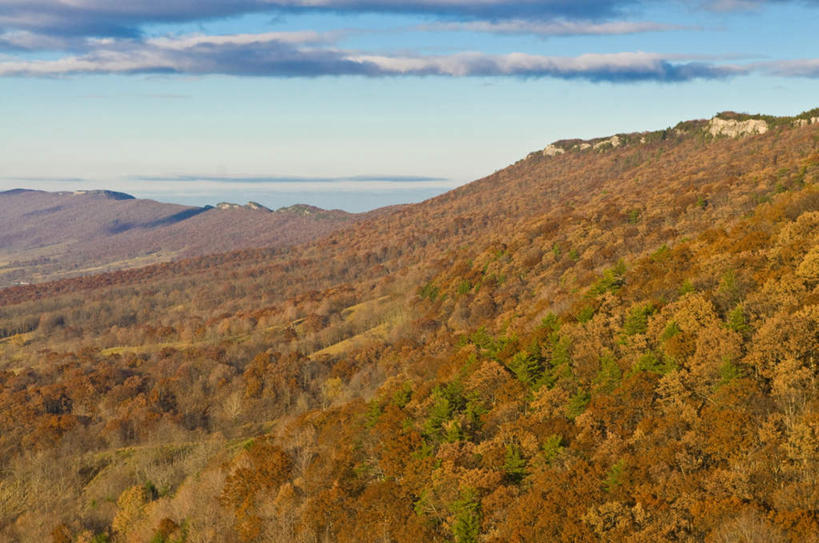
1, 1, 818, 212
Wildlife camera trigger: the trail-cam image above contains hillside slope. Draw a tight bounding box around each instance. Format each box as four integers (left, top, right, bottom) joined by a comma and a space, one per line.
0, 111, 817, 542
0, 189, 354, 286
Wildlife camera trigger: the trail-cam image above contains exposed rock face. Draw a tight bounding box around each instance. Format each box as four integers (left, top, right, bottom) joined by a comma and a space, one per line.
542, 135, 622, 156
72, 190, 135, 200
794, 117, 819, 127
542, 144, 565, 157
593, 135, 621, 150
216, 202, 243, 210
217, 201, 272, 211
708, 117, 768, 138
530, 107, 814, 165
277, 204, 327, 215
246, 201, 272, 212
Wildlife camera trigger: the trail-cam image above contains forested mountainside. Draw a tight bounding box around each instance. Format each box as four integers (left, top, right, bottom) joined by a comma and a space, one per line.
0, 189, 354, 287
0, 110, 817, 542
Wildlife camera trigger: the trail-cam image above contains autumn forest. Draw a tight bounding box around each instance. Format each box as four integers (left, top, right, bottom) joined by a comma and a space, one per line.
1, 111, 818, 542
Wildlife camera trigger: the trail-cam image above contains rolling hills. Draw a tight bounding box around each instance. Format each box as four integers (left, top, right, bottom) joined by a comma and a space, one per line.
0, 110, 817, 542
0, 189, 355, 287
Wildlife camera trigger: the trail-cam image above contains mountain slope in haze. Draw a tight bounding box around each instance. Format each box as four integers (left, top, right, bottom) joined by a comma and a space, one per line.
0, 189, 355, 286
0, 110, 817, 542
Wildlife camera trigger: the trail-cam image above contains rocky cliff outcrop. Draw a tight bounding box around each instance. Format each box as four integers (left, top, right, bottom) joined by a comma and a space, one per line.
707, 116, 768, 137
542, 144, 565, 157
794, 117, 819, 127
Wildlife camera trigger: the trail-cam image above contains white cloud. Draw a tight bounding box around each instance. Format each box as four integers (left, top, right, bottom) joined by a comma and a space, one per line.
0, 32, 747, 82
759, 59, 819, 77
421, 19, 691, 36
145, 30, 341, 49
352, 50, 743, 80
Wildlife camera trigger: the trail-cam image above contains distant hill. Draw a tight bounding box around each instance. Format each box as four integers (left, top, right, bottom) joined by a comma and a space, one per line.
0, 189, 355, 286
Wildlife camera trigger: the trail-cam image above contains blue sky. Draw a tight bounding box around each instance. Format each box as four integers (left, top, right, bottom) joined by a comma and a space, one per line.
1, 1, 818, 212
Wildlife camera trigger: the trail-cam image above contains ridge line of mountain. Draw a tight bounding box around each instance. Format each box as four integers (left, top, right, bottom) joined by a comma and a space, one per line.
0, 188, 351, 216
535, 107, 819, 158
2, 106, 817, 294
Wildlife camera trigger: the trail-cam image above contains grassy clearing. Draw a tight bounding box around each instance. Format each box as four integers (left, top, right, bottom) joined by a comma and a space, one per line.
341, 295, 392, 319
310, 322, 390, 359
101, 341, 192, 356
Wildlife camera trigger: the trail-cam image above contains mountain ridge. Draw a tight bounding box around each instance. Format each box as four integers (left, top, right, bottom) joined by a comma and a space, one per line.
0, 108, 817, 541
535, 108, 819, 158
0, 189, 357, 287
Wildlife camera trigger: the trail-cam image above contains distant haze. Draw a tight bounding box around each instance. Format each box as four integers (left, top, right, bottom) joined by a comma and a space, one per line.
2, 2, 819, 208
121, 174, 460, 212
0, 189, 358, 285
0, 176, 462, 213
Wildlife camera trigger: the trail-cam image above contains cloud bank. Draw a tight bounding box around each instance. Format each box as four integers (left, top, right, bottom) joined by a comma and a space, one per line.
0, 1, 641, 40
0, 32, 750, 82
0, 2, 816, 82
421, 19, 691, 37
1, 0, 814, 40
131, 174, 449, 183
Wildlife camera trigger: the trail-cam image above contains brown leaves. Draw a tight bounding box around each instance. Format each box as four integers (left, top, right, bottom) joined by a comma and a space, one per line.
221, 438, 293, 541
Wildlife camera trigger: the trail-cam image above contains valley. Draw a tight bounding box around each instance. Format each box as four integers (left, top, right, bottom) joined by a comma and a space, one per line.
0, 111, 817, 542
